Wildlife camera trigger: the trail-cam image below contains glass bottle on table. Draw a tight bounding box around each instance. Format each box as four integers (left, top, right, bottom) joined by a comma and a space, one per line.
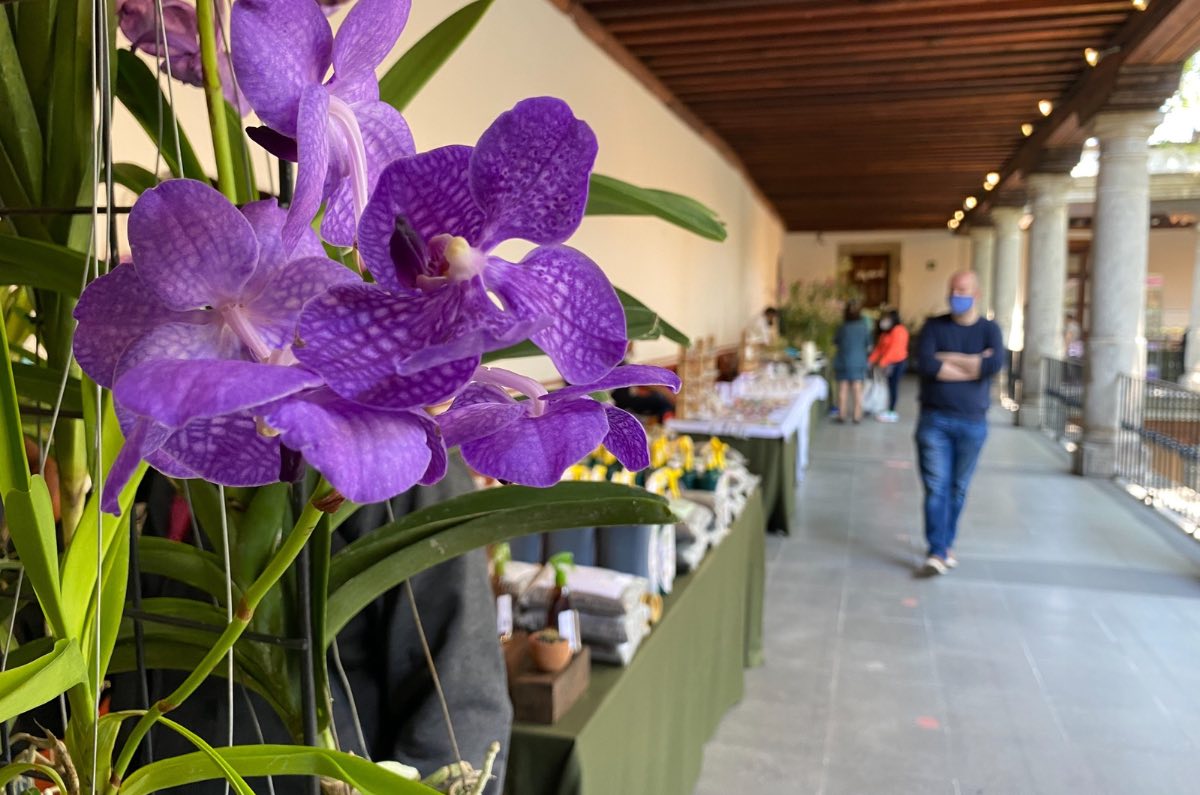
545, 551, 574, 630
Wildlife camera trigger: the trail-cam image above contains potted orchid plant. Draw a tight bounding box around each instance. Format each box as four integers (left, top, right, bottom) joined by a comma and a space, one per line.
0, 0, 726, 791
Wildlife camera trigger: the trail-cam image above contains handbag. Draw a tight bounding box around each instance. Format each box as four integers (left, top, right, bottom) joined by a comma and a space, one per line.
863, 369, 889, 416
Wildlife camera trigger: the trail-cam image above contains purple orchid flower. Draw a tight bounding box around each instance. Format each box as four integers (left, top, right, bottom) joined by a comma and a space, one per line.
72, 179, 443, 512
232, 0, 415, 249
117, 0, 250, 115
293, 97, 628, 411
437, 365, 681, 487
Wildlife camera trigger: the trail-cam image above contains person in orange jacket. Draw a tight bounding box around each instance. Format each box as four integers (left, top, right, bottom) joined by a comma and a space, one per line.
869, 309, 910, 423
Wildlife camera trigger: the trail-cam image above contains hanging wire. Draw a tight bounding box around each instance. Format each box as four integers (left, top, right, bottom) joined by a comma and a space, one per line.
1, 570, 25, 795
217, 485, 234, 795
153, 0, 184, 172
239, 686, 277, 795
329, 639, 369, 760
215, 0, 257, 201
382, 503, 466, 780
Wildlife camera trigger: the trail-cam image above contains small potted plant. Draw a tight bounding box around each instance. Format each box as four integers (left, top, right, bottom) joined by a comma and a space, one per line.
528, 629, 573, 673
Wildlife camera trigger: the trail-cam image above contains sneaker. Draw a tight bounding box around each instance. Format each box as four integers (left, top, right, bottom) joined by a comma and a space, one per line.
945, 552, 958, 569
877, 411, 899, 424
920, 556, 948, 576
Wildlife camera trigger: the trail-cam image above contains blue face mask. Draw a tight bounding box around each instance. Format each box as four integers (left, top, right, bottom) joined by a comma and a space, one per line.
950, 295, 975, 316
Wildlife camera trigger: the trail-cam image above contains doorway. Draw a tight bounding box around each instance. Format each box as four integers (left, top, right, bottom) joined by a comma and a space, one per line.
837, 243, 900, 310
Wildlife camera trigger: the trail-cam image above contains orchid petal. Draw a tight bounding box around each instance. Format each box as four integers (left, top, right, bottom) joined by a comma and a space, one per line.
438, 401, 526, 448
420, 418, 449, 485
285, 85, 331, 253
114, 321, 237, 379
296, 283, 478, 409
601, 405, 650, 471
71, 264, 207, 388
157, 414, 281, 487
264, 389, 432, 505
230, 0, 331, 135
241, 199, 326, 298
460, 399, 608, 487
393, 279, 543, 375
487, 245, 626, 384
331, 0, 410, 79
114, 359, 321, 428
545, 364, 682, 402
246, 255, 359, 350
101, 418, 173, 514
472, 97, 597, 249
128, 180, 259, 310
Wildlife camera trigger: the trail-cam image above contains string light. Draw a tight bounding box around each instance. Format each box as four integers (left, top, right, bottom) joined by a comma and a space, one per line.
1132, 0, 1148, 10
954, 210, 965, 221
985, 172, 1000, 187
948, 218, 960, 230
964, 196, 978, 210
1021, 123, 1034, 137
1038, 99, 1054, 117
1084, 48, 1100, 67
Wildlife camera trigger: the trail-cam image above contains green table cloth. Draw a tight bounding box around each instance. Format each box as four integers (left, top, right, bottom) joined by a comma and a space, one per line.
505, 490, 765, 795
722, 433, 797, 535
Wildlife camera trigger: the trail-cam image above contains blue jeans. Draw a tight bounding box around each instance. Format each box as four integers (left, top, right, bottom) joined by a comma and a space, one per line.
886, 362, 907, 411
915, 411, 988, 558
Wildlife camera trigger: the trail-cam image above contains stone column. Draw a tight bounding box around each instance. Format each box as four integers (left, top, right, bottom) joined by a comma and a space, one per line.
990, 205, 1023, 349
1076, 110, 1162, 477
1185, 229, 1200, 379
1018, 174, 1071, 428
969, 226, 995, 317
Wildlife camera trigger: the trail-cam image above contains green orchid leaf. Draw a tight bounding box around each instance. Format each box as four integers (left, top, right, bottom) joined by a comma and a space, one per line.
0, 235, 90, 296
158, 718, 256, 795
110, 162, 158, 195
3, 475, 69, 638
0, 316, 30, 497
115, 49, 207, 181
326, 483, 673, 643
482, 286, 690, 363
0, 762, 68, 794
586, 173, 727, 242
61, 399, 145, 644
0, 11, 43, 201
184, 479, 235, 562
79, 507, 131, 701
120, 745, 437, 795
232, 482, 288, 587
44, 0, 94, 236
379, 0, 494, 112
0, 638, 87, 723
139, 536, 241, 605
615, 286, 690, 346
11, 361, 84, 414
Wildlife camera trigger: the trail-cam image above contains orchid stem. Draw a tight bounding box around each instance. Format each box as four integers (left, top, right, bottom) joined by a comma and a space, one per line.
109, 478, 336, 789
195, 0, 238, 201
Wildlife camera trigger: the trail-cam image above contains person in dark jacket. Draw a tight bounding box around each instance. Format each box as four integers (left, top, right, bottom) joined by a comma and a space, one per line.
914, 271, 1004, 577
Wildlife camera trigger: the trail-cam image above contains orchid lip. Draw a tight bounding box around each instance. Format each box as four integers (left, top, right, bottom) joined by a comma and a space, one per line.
472, 365, 547, 417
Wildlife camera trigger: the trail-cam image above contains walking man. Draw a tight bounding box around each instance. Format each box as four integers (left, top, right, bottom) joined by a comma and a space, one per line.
914, 271, 1004, 576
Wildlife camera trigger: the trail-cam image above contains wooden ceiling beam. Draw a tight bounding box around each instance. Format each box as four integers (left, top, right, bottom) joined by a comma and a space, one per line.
598, 0, 1126, 33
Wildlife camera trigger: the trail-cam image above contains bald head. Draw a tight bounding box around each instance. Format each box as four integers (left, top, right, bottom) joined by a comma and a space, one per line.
949, 270, 979, 296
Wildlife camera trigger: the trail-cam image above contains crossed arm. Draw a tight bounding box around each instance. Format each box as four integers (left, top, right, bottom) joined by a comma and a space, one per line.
934, 351, 991, 381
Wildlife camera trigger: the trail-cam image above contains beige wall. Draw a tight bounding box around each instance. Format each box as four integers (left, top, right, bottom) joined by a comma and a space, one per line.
781, 230, 971, 327
1148, 228, 1197, 333
111, 0, 784, 381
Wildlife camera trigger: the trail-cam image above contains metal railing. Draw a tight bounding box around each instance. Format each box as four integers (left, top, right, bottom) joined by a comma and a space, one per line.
1040, 357, 1084, 445
1116, 374, 1200, 528
1146, 339, 1186, 384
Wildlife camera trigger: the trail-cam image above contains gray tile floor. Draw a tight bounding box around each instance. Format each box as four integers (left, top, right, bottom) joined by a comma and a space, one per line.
695, 390, 1200, 795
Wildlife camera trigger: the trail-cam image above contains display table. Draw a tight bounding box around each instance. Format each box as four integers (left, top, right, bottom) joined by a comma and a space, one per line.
505, 490, 765, 795
667, 376, 826, 534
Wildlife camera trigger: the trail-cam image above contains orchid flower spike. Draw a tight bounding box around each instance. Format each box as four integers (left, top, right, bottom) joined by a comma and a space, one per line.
232, 0, 415, 249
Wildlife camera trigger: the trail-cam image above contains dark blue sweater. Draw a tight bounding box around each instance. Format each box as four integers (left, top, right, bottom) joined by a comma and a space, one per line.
916, 314, 1005, 421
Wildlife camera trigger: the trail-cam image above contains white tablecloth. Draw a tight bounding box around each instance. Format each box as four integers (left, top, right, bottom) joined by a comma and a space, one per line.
666, 375, 829, 482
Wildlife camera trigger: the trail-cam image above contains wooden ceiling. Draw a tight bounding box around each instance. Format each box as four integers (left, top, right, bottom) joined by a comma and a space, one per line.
561, 0, 1192, 231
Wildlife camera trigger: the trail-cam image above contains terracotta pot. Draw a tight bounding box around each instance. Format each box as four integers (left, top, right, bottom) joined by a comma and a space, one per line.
528, 632, 572, 673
